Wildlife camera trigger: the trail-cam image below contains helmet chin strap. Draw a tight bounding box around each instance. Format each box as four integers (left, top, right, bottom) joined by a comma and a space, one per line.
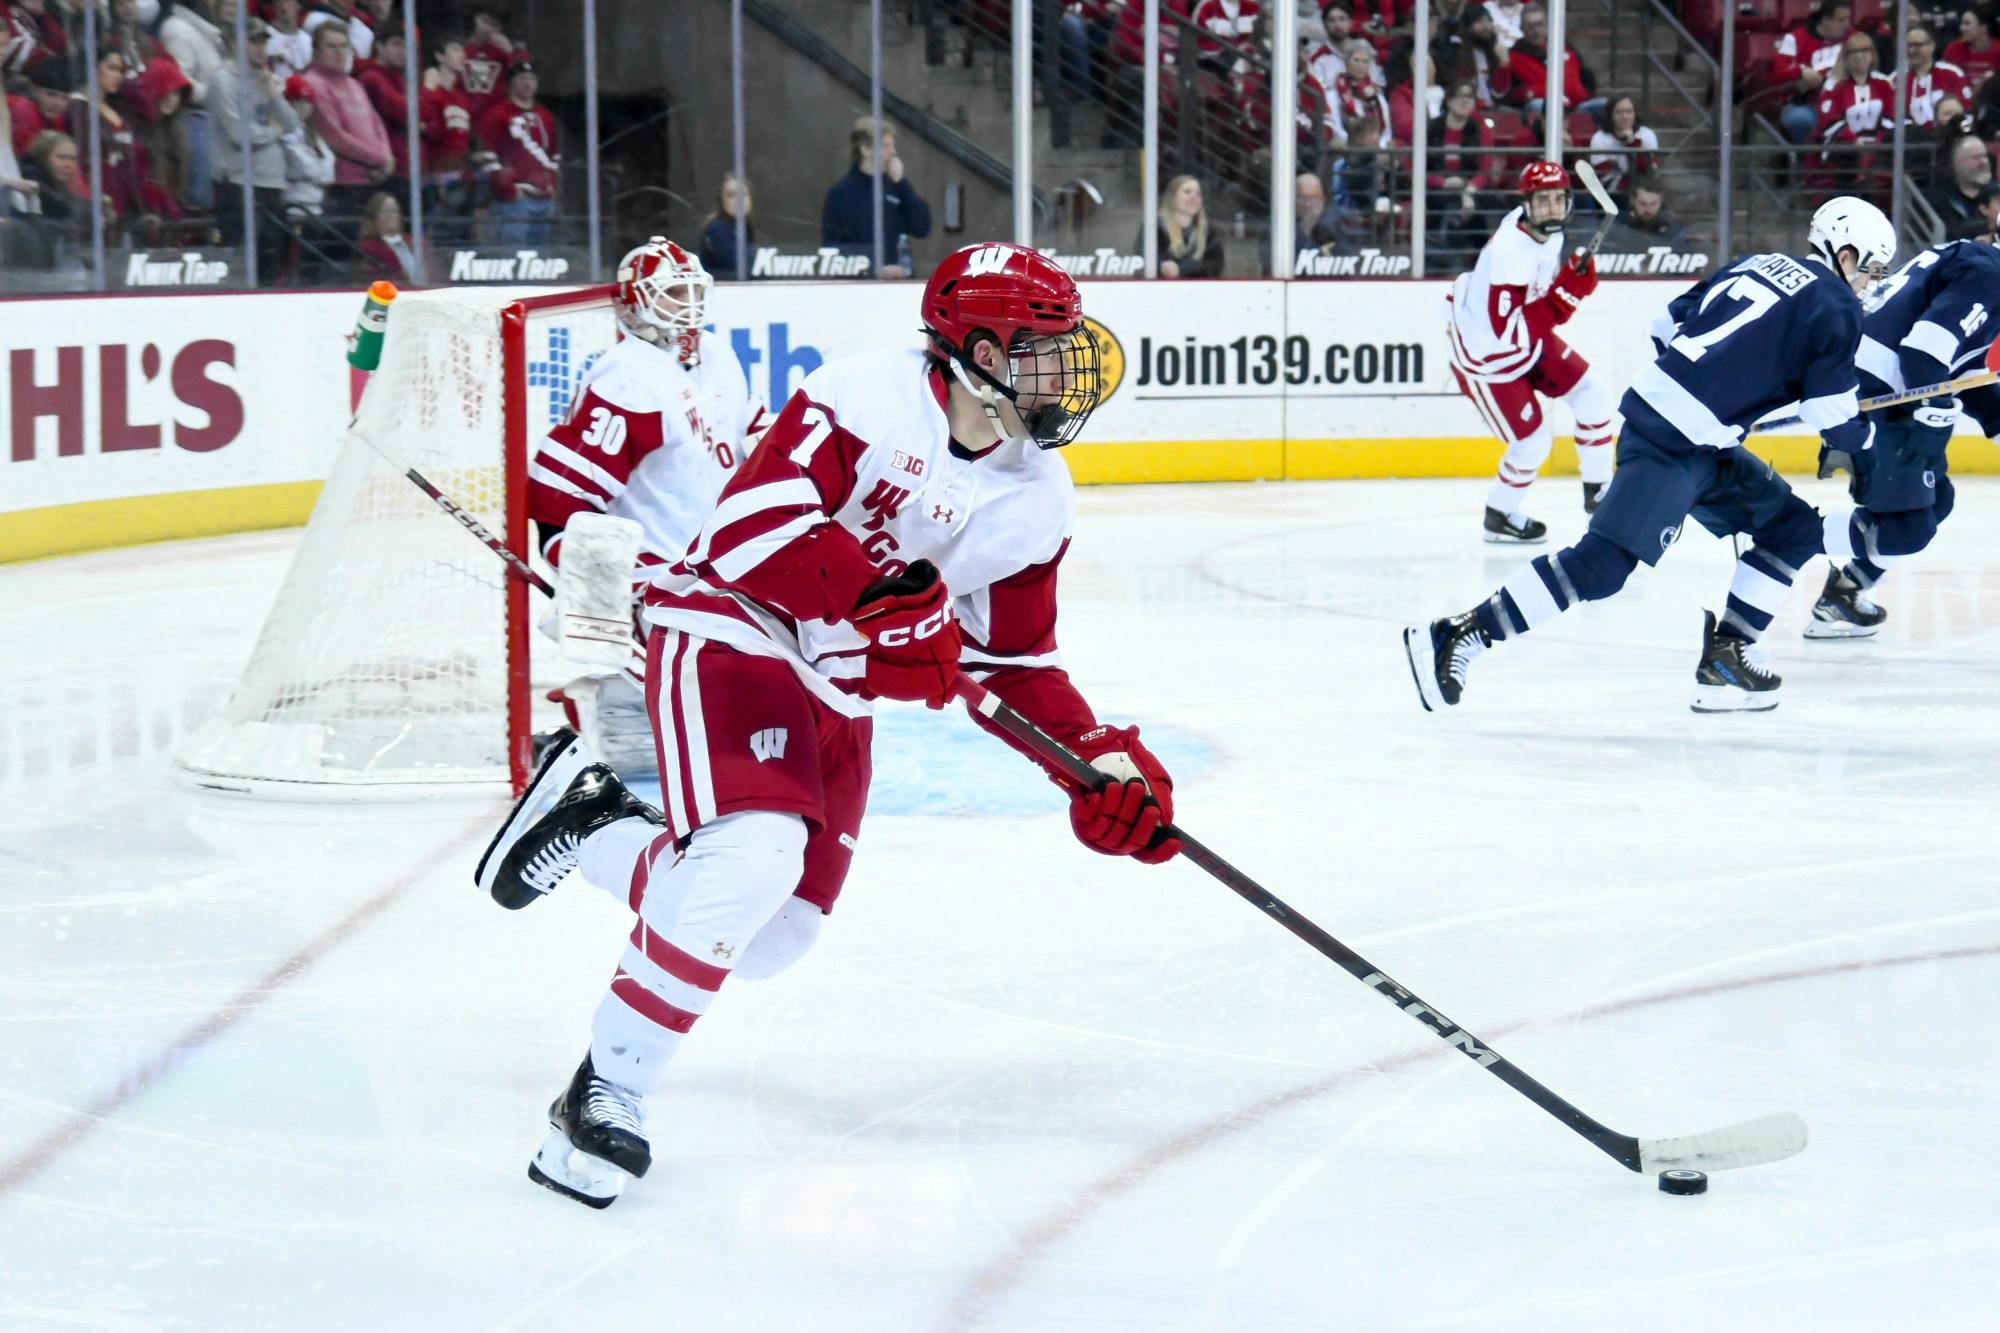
945, 347, 1024, 446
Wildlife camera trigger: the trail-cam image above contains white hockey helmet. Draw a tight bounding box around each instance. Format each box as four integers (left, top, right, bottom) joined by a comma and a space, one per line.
615, 237, 710, 363
1807, 197, 1896, 287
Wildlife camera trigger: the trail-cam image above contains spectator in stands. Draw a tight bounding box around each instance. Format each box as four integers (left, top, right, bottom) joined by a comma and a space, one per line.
420, 32, 473, 245
1425, 79, 1494, 262
279, 74, 342, 280
1773, 1, 1850, 145
1905, 21, 1974, 131
1944, 5, 2000, 89
698, 171, 753, 280
1386, 48, 1441, 145
1929, 130, 1998, 237
1433, 2, 1502, 107
1192, 0, 1259, 75
0, 86, 44, 259
1152, 174, 1224, 277
1231, 44, 1336, 175
348, 0, 394, 63
267, 0, 313, 81
125, 53, 194, 218
1331, 111, 1394, 233
106, 0, 166, 76
1602, 173, 1688, 252
822, 118, 930, 277
355, 188, 426, 282
1815, 30, 1895, 202
1587, 95, 1658, 196
1295, 167, 1339, 247
302, 20, 392, 227
160, 0, 228, 211
1496, 4, 1600, 125
462, 8, 523, 127
355, 22, 413, 200
1330, 37, 1392, 147
4, 0, 71, 78
212, 18, 299, 277
478, 59, 558, 246
1487, 0, 1524, 53
17, 58, 71, 151
21, 129, 84, 244
74, 43, 181, 241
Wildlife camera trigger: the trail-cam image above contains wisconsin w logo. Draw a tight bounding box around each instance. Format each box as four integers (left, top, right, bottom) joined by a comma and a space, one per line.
964, 244, 1012, 277
750, 728, 788, 762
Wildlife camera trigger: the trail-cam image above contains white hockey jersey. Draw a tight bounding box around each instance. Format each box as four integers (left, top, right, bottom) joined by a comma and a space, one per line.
1446, 206, 1565, 381
527, 333, 759, 571
641, 348, 1082, 723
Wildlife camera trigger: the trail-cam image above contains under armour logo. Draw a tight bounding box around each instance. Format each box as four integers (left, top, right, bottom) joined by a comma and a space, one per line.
932, 504, 955, 523
711, 941, 736, 960
750, 728, 788, 762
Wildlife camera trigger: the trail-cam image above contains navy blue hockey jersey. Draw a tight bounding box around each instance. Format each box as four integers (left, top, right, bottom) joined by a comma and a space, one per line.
1624, 252, 1869, 455
1856, 238, 2000, 436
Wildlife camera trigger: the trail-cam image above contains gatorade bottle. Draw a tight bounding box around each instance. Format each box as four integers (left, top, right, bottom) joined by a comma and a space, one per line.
346, 280, 399, 372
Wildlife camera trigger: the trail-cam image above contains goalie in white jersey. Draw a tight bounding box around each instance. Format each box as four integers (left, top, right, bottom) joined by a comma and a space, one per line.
476, 242, 1185, 1208
1447, 161, 1619, 542
526, 237, 766, 778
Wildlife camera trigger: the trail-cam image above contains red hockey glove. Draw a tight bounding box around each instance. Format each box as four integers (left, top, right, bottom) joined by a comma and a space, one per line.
852, 560, 961, 709
1067, 724, 1181, 864
1549, 252, 1597, 322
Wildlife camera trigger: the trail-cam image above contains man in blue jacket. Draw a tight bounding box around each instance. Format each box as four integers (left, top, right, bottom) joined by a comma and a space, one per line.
822, 119, 932, 278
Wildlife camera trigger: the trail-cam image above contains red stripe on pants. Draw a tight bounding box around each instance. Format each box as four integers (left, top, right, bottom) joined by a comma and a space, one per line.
629, 920, 729, 991
610, 971, 701, 1034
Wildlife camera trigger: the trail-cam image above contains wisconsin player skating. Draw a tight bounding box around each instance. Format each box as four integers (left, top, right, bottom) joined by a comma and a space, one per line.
1805, 234, 2000, 638
527, 238, 765, 778
1407, 197, 1896, 713
477, 243, 1182, 1208
1447, 161, 1619, 543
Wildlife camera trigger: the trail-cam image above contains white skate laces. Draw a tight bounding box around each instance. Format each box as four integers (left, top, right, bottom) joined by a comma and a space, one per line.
521, 835, 584, 894
584, 1076, 644, 1136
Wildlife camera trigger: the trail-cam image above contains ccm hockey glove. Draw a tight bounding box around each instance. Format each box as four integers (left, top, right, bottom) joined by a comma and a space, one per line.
853, 560, 961, 709
1067, 724, 1181, 864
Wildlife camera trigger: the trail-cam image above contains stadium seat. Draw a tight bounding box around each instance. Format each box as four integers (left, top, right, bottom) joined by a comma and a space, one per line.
1566, 109, 1599, 147
1487, 108, 1530, 147
1736, 32, 1781, 80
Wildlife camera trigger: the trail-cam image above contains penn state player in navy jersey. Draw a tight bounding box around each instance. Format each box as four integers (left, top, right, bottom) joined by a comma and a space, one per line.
1405, 197, 1898, 714
1805, 233, 2000, 637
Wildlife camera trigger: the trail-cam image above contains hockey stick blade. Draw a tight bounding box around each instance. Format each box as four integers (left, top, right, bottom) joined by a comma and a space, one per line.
952, 676, 1809, 1179
1574, 161, 1619, 259
1636, 1111, 1809, 1173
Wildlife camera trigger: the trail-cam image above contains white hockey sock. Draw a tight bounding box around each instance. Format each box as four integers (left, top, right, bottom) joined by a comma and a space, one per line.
591, 810, 807, 1095
1822, 509, 1858, 565
576, 816, 662, 905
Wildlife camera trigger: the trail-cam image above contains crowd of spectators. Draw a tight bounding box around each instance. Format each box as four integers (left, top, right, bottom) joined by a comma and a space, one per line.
1, 0, 561, 281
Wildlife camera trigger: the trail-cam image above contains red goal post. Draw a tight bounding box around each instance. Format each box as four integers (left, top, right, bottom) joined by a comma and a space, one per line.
175, 284, 622, 799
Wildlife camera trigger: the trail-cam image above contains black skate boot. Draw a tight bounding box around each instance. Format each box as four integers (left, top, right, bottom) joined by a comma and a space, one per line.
1403, 610, 1491, 712
1803, 566, 1886, 640
1690, 610, 1782, 713
1483, 506, 1549, 544
474, 734, 660, 910
526, 1053, 651, 1209
1582, 480, 1606, 514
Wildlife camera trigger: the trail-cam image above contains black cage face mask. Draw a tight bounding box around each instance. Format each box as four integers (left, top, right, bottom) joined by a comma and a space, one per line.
1008, 324, 1103, 449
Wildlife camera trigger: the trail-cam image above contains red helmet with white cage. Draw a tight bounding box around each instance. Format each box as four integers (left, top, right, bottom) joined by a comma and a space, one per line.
615, 237, 710, 364
1517, 160, 1572, 237
921, 242, 1103, 449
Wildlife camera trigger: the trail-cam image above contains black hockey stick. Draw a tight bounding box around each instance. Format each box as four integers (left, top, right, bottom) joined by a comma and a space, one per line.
352, 428, 557, 598
1574, 161, 1619, 263
953, 676, 1808, 1176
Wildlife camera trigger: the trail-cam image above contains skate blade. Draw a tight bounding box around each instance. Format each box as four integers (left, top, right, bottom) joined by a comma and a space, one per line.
474, 730, 589, 904
527, 1129, 627, 1209
1803, 618, 1880, 640
1482, 530, 1549, 545
1690, 684, 1780, 714
1402, 627, 1442, 712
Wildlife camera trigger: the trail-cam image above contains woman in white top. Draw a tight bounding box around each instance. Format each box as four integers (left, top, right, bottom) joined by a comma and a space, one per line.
1586, 94, 1659, 196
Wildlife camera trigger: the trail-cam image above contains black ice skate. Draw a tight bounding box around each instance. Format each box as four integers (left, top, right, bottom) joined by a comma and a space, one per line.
474, 731, 659, 909
1803, 566, 1886, 640
1582, 480, 1606, 514
1403, 611, 1491, 711
527, 1053, 651, 1209
1690, 610, 1781, 713
1483, 507, 1549, 544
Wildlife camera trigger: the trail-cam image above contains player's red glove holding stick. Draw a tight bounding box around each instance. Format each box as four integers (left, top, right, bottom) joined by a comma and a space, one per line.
1548, 250, 1597, 323
1066, 724, 1181, 864
853, 560, 961, 709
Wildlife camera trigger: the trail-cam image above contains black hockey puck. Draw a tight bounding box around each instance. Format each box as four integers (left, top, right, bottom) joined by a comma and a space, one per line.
1658, 1169, 1708, 1195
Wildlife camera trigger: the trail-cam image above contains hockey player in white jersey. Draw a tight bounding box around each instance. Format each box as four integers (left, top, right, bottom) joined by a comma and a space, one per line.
1447, 161, 1619, 542
476, 242, 1184, 1208
526, 237, 766, 778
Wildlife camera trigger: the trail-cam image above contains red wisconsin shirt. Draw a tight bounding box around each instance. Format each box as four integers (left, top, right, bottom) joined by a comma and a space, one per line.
478, 98, 559, 197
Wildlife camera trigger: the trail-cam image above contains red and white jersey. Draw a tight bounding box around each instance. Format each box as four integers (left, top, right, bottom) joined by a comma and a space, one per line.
1902, 61, 1973, 129
528, 334, 756, 572
1817, 72, 1896, 142
1774, 25, 1843, 91
1191, 0, 1258, 55
1446, 207, 1564, 382
642, 348, 1081, 722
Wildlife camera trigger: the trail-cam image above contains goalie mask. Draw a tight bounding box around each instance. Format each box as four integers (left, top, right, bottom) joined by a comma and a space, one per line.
921, 242, 1104, 449
616, 237, 710, 364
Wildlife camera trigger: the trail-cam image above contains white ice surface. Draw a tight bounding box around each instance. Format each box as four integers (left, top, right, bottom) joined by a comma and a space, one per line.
2, 479, 1997, 1332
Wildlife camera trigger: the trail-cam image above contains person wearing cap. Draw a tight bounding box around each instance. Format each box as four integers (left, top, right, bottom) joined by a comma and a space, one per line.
212, 16, 300, 277
477, 58, 558, 246
1928, 131, 1999, 240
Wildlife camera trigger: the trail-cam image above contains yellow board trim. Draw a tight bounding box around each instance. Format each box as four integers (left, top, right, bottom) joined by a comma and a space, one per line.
0, 481, 324, 564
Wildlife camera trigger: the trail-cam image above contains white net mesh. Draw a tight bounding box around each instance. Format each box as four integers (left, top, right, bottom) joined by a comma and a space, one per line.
176, 288, 620, 797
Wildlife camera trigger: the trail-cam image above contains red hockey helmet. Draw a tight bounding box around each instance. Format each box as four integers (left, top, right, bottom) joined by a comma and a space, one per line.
922, 242, 1103, 449
615, 236, 710, 364
1517, 160, 1572, 236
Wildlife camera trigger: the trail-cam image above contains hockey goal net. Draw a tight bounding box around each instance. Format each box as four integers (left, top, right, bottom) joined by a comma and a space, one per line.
175, 285, 620, 799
